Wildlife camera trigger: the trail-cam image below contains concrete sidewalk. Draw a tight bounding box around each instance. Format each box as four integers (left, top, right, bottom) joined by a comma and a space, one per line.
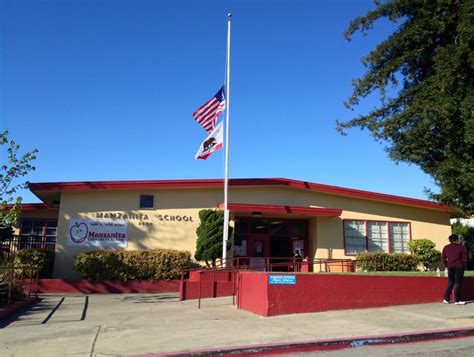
0, 293, 473, 356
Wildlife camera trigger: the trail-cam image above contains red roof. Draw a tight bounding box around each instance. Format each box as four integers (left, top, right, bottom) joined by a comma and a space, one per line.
28, 178, 451, 212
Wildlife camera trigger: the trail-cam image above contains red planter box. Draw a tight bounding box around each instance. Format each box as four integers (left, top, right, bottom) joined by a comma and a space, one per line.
238, 272, 474, 317
33, 279, 180, 294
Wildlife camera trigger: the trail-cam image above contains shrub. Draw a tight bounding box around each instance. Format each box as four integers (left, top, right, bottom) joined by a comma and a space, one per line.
408, 239, 442, 271
74, 249, 192, 281
0, 276, 24, 307
14, 248, 55, 276
356, 252, 418, 271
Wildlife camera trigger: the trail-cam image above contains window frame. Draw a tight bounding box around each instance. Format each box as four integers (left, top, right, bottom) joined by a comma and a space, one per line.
343, 219, 411, 256
367, 221, 389, 253
19, 219, 58, 250
343, 220, 367, 255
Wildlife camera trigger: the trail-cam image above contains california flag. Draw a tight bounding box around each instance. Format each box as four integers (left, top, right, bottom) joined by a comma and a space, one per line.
195, 121, 223, 160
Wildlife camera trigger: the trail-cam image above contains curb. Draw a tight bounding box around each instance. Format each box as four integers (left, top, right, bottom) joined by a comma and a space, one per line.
146, 326, 474, 356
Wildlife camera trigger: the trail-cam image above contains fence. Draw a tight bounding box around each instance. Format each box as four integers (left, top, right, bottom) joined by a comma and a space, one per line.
0, 264, 39, 307
0, 235, 56, 260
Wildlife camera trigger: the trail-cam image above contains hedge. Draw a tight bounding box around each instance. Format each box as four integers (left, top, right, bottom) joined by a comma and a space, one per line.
74, 249, 192, 281
12, 248, 55, 278
356, 252, 419, 271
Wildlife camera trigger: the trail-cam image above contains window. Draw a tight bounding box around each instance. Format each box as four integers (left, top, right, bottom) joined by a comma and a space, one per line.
290, 221, 306, 237
249, 219, 268, 234
344, 220, 366, 254
234, 219, 248, 234
390, 223, 410, 253
20, 219, 57, 250
343, 220, 410, 255
269, 221, 289, 235
139, 195, 154, 209
367, 222, 388, 252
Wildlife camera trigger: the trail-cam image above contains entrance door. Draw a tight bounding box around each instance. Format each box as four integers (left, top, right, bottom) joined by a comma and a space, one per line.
249, 237, 268, 270
249, 237, 267, 257
270, 236, 290, 271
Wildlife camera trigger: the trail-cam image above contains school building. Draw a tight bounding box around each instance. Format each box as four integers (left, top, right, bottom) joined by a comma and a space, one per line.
17, 178, 452, 279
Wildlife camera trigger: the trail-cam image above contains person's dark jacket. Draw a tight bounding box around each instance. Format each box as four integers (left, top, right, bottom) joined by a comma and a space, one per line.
442, 243, 468, 268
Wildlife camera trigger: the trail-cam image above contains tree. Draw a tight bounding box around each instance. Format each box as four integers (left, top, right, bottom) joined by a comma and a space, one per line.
451, 221, 474, 242
338, 0, 473, 213
451, 221, 474, 266
1, 131, 38, 228
194, 209, 232, 267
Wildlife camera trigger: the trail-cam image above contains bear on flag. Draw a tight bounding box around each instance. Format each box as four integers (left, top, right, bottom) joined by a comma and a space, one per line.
195, 121, 223, 160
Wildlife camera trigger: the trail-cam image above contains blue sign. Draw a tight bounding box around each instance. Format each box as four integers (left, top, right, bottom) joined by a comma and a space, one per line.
269, 275, 296, 285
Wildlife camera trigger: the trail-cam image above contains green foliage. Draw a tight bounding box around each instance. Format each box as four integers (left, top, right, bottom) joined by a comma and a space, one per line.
408, 239, 442, 271
356, 252, 419, 271
338, 0, 474, 213
14, 248, 55, 274
74, 249, 192, 282
0, 131, 38, 227
195, 209, 232, 267
0, 276, 24, 307
452, 222, 474, 258
451, 222, 474, 242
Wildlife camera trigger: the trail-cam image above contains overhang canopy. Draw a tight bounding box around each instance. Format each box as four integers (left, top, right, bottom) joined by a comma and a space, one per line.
218, 203, 342, 217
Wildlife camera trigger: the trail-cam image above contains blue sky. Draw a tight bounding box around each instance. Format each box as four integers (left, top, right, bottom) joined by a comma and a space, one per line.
1, 0, 438, 203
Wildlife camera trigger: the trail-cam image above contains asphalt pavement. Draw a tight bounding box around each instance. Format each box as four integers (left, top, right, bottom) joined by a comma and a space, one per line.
0, 293, 473, 356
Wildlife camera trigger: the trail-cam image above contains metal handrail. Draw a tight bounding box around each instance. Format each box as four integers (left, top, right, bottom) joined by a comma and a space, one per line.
180, 257, 356, 308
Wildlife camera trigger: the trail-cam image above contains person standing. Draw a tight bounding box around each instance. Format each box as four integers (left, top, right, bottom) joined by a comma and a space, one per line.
293, 249, 303, 272
442, 234, 468, 305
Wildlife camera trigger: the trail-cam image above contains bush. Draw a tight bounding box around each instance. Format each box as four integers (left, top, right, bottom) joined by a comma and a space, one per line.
14, 248, 55, 277
356, 252, 419, 271
74, 249, 192, 282
408, 239, 442, 271
0, 277, 24, 307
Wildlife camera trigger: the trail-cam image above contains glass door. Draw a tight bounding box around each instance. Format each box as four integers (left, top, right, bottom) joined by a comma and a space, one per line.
249, 237, 268, 271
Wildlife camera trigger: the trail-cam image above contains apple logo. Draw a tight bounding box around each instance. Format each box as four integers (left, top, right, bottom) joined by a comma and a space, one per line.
70, 222, 88, 243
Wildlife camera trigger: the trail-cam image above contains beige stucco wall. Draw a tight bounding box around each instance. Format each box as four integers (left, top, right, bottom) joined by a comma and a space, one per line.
54, 188, 226, 278
227, 186, 450, 259
50, 185, 451, 278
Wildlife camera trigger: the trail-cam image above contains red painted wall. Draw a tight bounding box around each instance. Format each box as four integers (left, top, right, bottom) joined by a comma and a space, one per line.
188, 271, 234, 282
238, 273, 474, 317
238, 272, 269, 316
33, 279, 180, 294
179, 281, 234, 300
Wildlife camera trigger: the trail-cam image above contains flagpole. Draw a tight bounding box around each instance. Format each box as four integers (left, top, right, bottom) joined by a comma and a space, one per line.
222, 13, 232, 266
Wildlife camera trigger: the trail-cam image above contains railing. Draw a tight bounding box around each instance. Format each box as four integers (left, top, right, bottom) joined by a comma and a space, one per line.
180, 257, 356, 308
0, 264, 39, 308
182, 257, 355, 274
231, 257, 355, 273
0, 235, 56, 260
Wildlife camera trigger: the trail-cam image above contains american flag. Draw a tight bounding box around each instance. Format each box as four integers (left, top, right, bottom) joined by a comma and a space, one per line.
192, 86, 226, 132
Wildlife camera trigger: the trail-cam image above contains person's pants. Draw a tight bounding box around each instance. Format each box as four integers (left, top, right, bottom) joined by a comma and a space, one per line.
444, 267, 465, 302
